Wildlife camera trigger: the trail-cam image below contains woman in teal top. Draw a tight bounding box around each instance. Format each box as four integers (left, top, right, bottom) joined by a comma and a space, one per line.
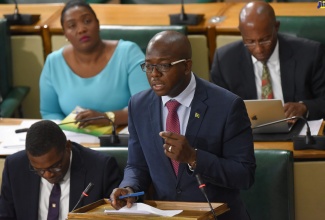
40, 0, 149, 127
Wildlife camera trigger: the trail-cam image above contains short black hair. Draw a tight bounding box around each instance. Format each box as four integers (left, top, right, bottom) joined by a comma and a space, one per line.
26, 120, 67, 156
60, 0, 98, 28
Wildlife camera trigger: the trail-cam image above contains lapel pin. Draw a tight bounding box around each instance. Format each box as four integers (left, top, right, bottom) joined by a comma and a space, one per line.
195, 113, 200, 118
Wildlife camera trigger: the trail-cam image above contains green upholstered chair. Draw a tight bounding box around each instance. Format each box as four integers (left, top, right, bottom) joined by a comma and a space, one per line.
99, 25, 187, 54
277, 16, 325, 45
92, 147, 128, 172
0, 19, 30, 118
241, 149, 295, 220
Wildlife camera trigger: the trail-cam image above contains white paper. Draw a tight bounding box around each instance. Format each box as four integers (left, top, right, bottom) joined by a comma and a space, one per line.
104, 203, 182, 217
299, 119, 323, 136
118, 126, 129, 135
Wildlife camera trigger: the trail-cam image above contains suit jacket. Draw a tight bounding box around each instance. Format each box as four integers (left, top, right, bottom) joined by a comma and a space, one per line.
120, 76, 256, 220
211, 33, 325, 120
0, 142, 122, 220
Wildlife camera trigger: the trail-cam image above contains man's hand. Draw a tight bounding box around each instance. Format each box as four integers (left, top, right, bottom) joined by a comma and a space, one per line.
283, 102, 307, 119
110, 187, 135, 210
159, 131, 196, 164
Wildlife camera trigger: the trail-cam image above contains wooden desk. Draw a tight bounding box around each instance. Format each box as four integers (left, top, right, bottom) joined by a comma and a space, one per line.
217, 2, 325, 35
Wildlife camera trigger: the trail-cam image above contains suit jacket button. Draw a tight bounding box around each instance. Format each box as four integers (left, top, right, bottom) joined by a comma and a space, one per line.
177, 189, 182, 194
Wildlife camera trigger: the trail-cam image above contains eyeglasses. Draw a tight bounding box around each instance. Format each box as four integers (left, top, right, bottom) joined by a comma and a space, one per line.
29, 152, 65, 176
243, 32, 274, 48
140, 59, 187, 73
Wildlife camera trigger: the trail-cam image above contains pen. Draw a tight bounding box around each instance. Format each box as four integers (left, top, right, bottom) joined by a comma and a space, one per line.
118, 191, 145, 199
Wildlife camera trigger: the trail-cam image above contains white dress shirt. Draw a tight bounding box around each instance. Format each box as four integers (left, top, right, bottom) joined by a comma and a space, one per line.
38, 151, 72, 220
161, 72, 196, 134
252, 40, 284, 103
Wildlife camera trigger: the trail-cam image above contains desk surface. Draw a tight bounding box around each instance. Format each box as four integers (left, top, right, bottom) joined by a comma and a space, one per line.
1, 2, 323, 34
1, 118, 325, 159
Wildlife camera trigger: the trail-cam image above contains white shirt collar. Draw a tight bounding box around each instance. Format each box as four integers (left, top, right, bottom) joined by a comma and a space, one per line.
252, 39, 279, 65
161, 72, 196, 107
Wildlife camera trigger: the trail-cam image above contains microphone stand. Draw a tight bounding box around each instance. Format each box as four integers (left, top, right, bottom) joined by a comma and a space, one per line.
169, 0, 204, 25
71, 182, 95, 212
4, 0, 40, 25
253, 116, 325, 150
195, 174, 218, 220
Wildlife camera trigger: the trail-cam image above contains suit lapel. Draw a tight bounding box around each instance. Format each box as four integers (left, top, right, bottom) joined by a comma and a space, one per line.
27, 172, 41, 219
278, 35, 296, 102
69, 145, 86, 211
241, 47, 257, 99
148, 92, 180, 179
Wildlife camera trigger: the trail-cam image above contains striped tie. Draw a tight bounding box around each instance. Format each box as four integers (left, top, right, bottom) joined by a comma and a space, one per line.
166, 100, 181, 176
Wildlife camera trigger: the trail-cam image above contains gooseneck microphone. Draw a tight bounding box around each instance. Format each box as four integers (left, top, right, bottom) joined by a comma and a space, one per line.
195, 174, 218, 220
169, 0, 204, 25
4, 0, 40, 25
253, 116, 325, 150
71, 182, 95, 212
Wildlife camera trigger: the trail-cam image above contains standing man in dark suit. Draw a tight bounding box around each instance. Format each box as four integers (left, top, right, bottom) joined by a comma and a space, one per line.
211, 1, 325, 120
110, 30, 256, 220
0, 120, 122, 220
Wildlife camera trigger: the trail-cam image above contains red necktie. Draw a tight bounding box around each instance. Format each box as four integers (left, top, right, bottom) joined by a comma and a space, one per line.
47, 183, 61, 220
166, 100, 181, 175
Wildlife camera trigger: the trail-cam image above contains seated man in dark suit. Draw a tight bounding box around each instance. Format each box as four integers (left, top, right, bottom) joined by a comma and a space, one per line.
0, 120, 122, 220
110, 30, 256, 220
210, 1, 325, 120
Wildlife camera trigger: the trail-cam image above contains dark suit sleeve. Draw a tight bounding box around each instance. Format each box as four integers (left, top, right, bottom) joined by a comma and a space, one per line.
210, 48, 230, 90
194, 97, 256, 190
102, 156, 123, 197
300, 43, 325, 119
0, 158, 16, 219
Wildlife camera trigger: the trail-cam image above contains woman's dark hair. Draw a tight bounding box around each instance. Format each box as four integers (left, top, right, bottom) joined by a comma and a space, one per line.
26, 120, 67, 156
60, 0, 98, 28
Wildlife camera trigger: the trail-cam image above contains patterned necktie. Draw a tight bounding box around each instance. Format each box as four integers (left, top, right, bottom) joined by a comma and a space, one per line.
261, 61, 274, 99
47, 183, 61, 220
166, 100, 181, 176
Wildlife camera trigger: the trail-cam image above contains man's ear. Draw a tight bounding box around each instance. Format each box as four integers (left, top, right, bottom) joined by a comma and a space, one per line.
185, 59, 192, 75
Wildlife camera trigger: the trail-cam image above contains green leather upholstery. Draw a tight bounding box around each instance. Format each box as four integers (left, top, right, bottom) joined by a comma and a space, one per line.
0, 19, 30, 118
100, 25, 187, 54
277, 16, 325, 45
241, 150, 295, 220
92, 147, 128, 172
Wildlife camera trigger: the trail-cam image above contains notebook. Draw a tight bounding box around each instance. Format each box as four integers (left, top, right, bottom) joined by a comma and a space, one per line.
244, 99, 294, 134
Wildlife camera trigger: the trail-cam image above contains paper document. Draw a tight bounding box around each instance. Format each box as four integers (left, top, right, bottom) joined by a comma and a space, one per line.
299, 119, 323, 135
104, 203, 182, 217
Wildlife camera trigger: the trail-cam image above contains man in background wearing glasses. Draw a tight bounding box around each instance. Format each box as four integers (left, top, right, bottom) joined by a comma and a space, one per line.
0, 120, 122, 220
210, 1, 325, 120
110, 30, 256, 220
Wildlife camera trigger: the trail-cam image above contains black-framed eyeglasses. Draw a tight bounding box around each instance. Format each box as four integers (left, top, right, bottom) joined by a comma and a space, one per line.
243, 31, 274, 48
29, 151, 65, 176
140, 59, 187, 73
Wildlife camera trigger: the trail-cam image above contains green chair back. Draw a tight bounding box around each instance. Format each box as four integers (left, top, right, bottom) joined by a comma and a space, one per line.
277, 16, 325, 45
0, 19, 30, 117
93, 147, 128, 172
99, 25, 187, 54
241, 149, 295, 220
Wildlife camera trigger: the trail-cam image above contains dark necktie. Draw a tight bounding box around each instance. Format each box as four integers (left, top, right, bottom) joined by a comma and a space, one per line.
166, 100, 181, 175
47, 183, 61, 220
261, 62, 274, 99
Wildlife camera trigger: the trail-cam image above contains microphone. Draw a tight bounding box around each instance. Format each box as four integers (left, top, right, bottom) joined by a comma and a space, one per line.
195, 174, 218, 220
253, 116, 325, 150
4, 0, 40, 25
71, 182, 95, 212
169, 0, 204, 25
